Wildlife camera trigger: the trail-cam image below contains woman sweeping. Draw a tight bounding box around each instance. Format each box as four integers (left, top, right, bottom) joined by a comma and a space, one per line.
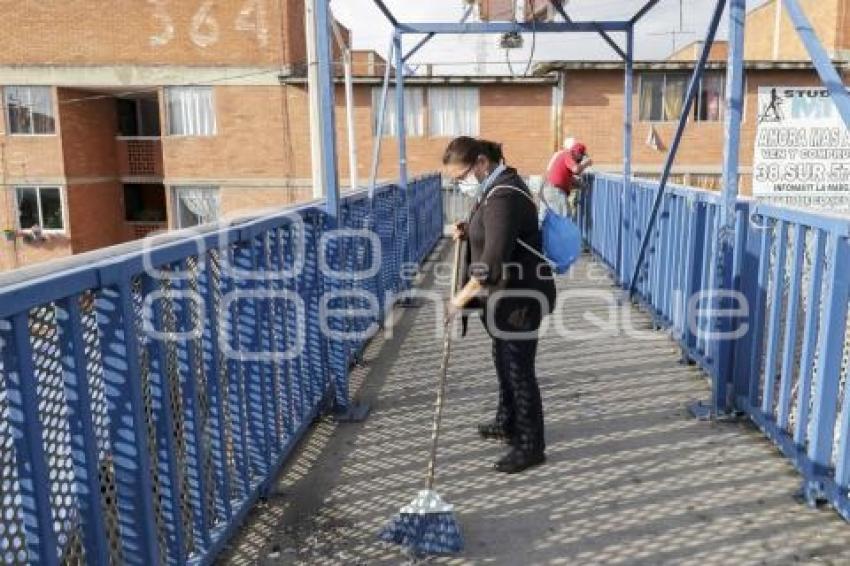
444, 136, 556, 474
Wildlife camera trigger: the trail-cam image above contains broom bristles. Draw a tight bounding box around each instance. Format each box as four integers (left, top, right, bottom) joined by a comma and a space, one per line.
378, 511, 464, 556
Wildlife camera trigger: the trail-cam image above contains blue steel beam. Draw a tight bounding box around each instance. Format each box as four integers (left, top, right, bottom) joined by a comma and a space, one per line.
628, 0, 726, 295
711, 0, 746, 414
394, 32, 409, 193
316, 0, 340, 219
781, 0, 850, 128
619, 27, 634, 284
371, 0, 399, 28
549, 0, 627, 60
631, 0, 662, 24
397, 21, 631, 34
402, 4, 474, 63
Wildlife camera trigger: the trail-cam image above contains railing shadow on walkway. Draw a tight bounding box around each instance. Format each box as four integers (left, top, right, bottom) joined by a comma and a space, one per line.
220, 240, 850, 565
0, 175, 443, 566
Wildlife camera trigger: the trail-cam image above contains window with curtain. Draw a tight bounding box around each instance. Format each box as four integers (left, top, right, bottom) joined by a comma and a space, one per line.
639, 75, 665, 122
428, 87, 480, 137
663, 74, 688, 121
639, 73, 688, 122
5, 86, 56, 135
16, 186, 64, 230
695, 73, 724, 122
173, 186, 220, 228
166, 87, 216, 136
371, 87, 425, 137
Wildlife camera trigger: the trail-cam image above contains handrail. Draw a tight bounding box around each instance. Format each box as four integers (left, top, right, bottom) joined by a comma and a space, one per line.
580, 172, 850, 522
0, 175, 444, 565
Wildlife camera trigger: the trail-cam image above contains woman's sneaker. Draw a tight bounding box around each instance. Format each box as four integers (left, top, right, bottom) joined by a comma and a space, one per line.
493, 449, 546, 474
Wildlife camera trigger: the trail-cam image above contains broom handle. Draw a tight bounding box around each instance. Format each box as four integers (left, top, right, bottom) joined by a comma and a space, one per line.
426, 239, 462, 490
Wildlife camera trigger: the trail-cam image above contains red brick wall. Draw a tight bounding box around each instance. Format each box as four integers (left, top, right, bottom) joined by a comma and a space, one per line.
66, 181, 127, 253
56, 88, 133, 252
561, 68, 830, 195
329, 82, 554, 185
744, 0, 843, 60
58, 88, 118, 177
0, 0, 291, 67
161, 85, 294, 180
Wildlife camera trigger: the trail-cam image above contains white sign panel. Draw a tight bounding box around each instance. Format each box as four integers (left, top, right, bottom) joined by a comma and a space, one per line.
753, 87, 850, 209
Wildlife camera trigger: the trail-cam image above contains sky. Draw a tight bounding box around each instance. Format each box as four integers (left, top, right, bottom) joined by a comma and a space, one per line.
330, 0, 772, 74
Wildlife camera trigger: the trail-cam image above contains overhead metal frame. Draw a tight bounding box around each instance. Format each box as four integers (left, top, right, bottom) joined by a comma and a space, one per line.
316, 0, 850, 372
361, 0, 662, 218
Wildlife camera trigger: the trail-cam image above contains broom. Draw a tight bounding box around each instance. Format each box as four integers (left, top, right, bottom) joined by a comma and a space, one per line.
378, 239, 464, 556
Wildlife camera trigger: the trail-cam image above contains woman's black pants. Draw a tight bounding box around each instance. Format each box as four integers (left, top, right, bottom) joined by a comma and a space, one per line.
486, 297, 545, 454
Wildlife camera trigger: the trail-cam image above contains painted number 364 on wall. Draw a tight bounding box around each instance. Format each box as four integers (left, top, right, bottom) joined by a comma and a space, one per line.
148, 0, 270, 48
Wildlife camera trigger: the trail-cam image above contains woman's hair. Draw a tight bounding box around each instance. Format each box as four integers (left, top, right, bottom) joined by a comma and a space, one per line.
442, 136, 504, 166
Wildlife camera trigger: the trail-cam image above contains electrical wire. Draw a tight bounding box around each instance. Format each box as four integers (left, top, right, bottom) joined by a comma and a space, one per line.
504, 0, 539, 78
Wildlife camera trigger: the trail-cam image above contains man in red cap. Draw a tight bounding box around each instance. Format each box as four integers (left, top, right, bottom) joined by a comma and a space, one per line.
542, 137, 593, 215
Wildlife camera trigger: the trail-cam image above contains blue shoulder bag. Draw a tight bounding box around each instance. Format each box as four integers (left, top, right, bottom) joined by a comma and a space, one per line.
487, 185, 581, 275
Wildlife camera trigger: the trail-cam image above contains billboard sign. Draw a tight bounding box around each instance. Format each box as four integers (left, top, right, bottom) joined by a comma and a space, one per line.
753, 87, 850, 209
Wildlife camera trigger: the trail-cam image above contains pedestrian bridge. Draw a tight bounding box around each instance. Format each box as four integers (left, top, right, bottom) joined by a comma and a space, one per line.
2, 174, 850, 565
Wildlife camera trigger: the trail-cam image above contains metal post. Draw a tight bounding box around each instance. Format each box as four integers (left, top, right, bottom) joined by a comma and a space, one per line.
713, 0, 747, 415
782, 0, 850, 128
394, 30, 414, 272
304, 0, 324, 200
620, 27, 634, 285
394, 32, 409, 193
315, 0, 340, 219
628, 0, 726, 295
332, 20, 359, 191
369, 38, 395, 199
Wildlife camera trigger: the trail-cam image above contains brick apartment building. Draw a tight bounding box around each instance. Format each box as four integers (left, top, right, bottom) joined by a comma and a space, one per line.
542, 0, 850, 191
0, 0, 847, 271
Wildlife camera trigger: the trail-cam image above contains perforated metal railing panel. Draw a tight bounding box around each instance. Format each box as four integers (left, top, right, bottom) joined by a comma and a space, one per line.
0, 175, 443, 565
581, 173, 850, 523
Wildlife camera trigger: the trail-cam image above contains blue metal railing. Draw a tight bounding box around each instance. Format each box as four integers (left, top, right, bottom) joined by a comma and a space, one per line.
0, 174, 443, 566
581, 172, 850, 521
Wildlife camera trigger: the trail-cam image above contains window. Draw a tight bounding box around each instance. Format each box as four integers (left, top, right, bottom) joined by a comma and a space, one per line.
372, 87, 425, 137
166, 87, 216, 136
5, 86, 55, 135
695, 73, 724, 122
639, 72, 725, 122
428, 87, 480, 137
639, 73, 688, 122
16, 186, 64, 230
124, 184, 167, 222
118, 97, 161, 137
173, 186, 220, 228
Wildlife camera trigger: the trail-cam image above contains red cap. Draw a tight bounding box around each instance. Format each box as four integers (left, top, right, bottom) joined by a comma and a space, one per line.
570, 142, 587, 161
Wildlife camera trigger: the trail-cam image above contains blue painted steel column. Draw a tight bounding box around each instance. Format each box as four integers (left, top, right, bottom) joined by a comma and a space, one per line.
394, 31, 413, 267
315, 0, 340, 219
628, 0, 726, 295
619, 26, 634, 285
712, 0, 746, 414
782, 0, 850, 128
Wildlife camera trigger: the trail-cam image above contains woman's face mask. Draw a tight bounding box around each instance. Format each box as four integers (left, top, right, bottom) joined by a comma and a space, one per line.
458, 169, 483, 197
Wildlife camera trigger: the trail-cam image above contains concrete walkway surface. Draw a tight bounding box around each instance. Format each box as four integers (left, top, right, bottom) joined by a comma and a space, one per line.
219, 241, 850, 565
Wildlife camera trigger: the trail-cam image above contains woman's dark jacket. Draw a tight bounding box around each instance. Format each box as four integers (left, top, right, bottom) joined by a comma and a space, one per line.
461, 167, 557, 332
